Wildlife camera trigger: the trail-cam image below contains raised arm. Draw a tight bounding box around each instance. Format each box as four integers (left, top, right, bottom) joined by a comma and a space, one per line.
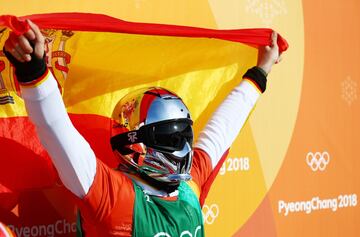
4, 20, 96, 198
195, 32, 282, 168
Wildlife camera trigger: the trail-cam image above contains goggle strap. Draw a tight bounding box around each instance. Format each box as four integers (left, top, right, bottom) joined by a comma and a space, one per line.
110, 129, 145, 150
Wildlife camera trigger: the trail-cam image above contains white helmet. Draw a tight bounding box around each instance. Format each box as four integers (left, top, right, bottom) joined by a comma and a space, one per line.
110, 87, 193, 189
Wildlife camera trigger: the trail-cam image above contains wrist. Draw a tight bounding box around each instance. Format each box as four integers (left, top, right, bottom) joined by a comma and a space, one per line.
3, 48, 47, 84
256, 63, 272, 75
254, 66, 268, 77
243, 66, 267, 93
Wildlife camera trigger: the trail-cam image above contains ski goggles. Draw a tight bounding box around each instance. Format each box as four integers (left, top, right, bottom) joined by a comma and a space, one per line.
111, 119, 193, 153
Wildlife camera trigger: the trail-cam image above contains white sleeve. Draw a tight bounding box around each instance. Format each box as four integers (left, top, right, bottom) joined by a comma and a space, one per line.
194, 80, 260, 168
21, 72, 96, 198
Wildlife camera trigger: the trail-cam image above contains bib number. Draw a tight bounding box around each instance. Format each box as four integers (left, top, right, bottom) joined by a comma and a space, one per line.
153, 226, 201, 237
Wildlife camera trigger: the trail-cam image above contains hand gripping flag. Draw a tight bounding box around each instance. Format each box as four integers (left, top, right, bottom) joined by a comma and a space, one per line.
0, 13, 288, 208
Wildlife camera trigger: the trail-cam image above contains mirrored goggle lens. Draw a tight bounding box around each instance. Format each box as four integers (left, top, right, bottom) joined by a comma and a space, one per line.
148, 121, 193, 151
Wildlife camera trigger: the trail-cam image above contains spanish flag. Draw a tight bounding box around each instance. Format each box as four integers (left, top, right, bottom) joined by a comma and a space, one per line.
0, 12, 287, 210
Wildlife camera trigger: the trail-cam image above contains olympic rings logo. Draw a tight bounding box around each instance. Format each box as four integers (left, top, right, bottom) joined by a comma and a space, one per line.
202, 204, 219, 225
306, 151, 330, 172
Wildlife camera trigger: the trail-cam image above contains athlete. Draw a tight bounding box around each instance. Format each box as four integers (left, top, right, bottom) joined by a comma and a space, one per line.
4, 20, 281, 236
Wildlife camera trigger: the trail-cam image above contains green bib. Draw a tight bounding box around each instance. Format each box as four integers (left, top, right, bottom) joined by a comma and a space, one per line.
132, 181, 204, 237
